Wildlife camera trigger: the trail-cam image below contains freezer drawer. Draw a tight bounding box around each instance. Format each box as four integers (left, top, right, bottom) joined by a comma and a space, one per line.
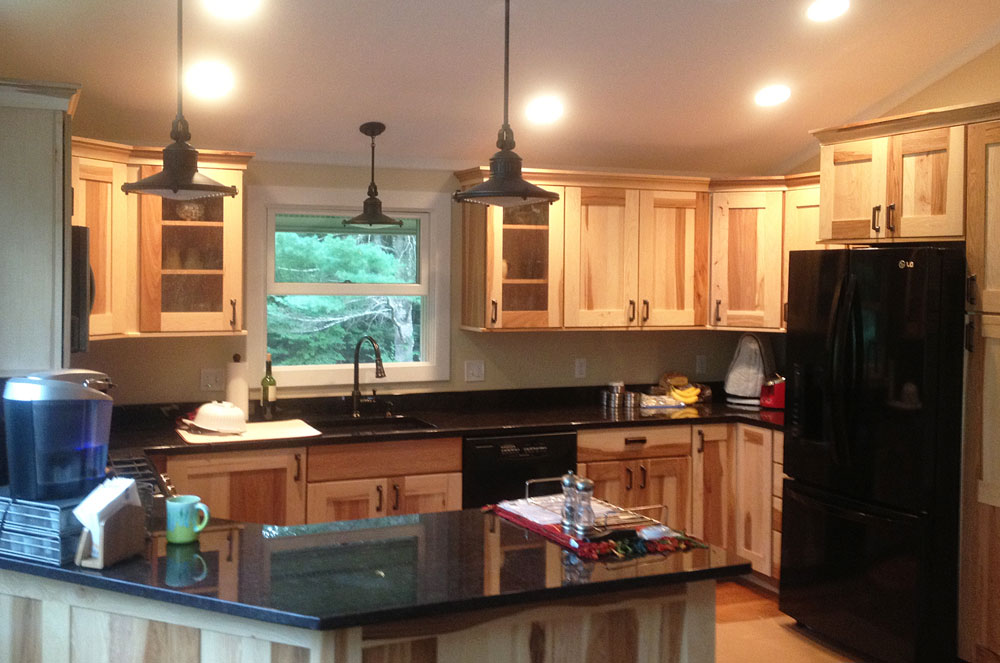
778, 480, 954, 663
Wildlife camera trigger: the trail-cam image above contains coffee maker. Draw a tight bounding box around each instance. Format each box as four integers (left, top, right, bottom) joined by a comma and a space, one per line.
2, 370, 114, 501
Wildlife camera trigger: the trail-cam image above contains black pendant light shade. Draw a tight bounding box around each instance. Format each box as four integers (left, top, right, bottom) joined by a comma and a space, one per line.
344, 122, 402, 227
453, 0, 558, 208
121, 0, 238, 201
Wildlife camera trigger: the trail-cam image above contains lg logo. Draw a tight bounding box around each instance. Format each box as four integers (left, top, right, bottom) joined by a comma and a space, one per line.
898, 260, 915, 269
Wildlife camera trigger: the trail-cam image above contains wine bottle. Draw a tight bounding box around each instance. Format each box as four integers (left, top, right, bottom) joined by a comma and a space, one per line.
260, 353, 277, 420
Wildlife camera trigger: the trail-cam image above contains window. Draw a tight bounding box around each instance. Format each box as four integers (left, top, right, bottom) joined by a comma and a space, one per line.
253, 191, 450, 389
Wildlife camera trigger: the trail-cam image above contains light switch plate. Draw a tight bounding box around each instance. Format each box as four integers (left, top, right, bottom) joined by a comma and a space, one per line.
200, 367, 224, 391
695, 355, 707, 375
464, 359, 485, 382
574, 357, 587, 379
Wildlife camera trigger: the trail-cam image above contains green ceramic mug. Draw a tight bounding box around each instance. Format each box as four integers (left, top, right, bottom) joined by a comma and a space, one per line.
166, 495, 210, 544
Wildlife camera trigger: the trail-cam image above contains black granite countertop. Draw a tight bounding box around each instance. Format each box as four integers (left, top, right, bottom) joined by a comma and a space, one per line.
0, 509, 750, 630
110, 386, 784, 456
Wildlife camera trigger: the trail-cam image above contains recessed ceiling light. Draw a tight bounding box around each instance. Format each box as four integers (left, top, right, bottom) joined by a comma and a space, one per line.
185, 60, 235, 99
202, 0, 261, 20
755, 84, 791, 107
525, 95, 564, 124
807, 0, 849, 22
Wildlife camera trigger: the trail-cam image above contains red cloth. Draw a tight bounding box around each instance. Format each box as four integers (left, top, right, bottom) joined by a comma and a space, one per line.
487, 504, 707, 561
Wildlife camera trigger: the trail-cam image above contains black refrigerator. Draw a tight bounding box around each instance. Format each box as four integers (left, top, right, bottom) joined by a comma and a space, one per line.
779, 245, 966, 663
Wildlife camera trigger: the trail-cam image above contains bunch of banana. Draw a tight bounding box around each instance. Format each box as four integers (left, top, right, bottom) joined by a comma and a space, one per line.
669, 383, 701, 405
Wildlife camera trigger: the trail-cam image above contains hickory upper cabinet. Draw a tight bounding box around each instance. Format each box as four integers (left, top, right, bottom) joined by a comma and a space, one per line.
563, 185, 710, 328
816, 115, 966, 242
457, 168, 564, 330
71, 138, 136, 337
709, 188, 783, 329
967, 119, 1000, 314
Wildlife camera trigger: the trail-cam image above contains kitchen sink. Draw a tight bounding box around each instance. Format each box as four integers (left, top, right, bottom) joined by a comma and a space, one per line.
308, 415, 437, 437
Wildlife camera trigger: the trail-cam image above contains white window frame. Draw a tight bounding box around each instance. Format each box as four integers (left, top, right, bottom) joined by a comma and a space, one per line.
246, 184, 451, 390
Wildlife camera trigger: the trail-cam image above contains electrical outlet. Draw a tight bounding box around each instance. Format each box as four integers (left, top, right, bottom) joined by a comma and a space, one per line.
695, 354, 707, 376
464, 359, 485, 382
200, 367, 224, 391
574, 357, 587, 379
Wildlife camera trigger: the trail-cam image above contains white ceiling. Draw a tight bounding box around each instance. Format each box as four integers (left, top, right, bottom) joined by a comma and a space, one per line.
4, 1, 1000, 176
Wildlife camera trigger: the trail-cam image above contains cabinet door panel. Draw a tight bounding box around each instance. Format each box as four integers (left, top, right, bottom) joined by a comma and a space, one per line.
967, 120, 1000, 314
888, 126, 964, 238
692, 424, 733, 547
307, 478, 387, 523
564, 187, 639, 327
711, 191, 783, 328
586, 460, 628, 507
638, 191, 709, 326
819, 138, 888, 241
638, 457, 691, 533
735, 425, 773, 575
392, 472, 461, 515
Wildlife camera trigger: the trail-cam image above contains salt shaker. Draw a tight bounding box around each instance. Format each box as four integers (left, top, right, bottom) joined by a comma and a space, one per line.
573, 476, 596, 538
561, 471, 577, 533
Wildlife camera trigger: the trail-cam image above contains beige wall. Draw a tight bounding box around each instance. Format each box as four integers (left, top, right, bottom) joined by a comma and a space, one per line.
786, 42, 1000, 174
72, 161, 744, 405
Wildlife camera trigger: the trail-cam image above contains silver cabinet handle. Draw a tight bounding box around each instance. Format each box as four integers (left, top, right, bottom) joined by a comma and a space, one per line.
490, 299, 498, 324
886, 203, 896, 232
871, 204, 882, 233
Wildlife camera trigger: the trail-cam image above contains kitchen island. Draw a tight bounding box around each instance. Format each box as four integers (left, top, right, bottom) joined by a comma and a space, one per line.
0, 508, 749, 662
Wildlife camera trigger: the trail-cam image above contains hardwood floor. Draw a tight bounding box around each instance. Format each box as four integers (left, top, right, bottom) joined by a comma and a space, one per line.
715, 580, 871, 663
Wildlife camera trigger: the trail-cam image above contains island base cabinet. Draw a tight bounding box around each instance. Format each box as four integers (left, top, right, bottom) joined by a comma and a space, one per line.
0, 568, 718, 663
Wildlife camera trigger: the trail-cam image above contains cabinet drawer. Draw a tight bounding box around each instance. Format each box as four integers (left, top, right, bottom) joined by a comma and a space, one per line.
307, 437, 461, 482
577, 426, 691, 462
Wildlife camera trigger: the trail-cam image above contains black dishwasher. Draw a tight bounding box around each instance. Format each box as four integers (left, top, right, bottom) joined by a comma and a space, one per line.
462, 431, 576, 508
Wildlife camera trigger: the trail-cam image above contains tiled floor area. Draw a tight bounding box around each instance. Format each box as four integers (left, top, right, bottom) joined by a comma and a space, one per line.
716, 581, 870, 663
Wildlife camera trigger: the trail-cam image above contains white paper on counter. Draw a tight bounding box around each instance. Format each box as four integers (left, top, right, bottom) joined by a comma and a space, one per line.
73, 477, 141, 555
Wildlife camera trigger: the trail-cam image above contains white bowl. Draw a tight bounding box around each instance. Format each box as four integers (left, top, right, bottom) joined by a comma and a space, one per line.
186, 401, 246, 434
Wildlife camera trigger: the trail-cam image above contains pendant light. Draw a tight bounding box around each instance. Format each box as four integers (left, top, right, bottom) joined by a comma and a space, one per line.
344, 122, 402, 227
453, 0, 559, 208
121, 0, 238, 200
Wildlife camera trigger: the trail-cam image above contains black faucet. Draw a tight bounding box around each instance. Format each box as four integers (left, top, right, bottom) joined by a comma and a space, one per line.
352, 335, 386, 418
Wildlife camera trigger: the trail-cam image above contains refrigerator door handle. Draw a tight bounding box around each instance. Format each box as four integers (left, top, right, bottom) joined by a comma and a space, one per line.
830, 275, 857, 468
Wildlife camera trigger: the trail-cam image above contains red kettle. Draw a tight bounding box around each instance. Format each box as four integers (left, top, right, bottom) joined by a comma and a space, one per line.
760, 374, 786, 409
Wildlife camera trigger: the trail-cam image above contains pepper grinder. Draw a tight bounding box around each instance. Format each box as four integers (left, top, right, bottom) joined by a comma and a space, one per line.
573, 476, 596, 538
560, 471, 577, 533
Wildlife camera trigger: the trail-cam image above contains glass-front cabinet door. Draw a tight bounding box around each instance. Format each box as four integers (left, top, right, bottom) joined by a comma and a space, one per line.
487, 185, 564, 328
138, 165, 244, 332
460, 182, 564, 329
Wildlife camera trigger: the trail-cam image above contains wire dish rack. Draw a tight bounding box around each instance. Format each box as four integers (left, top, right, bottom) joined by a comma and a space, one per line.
512, 477, 670, 540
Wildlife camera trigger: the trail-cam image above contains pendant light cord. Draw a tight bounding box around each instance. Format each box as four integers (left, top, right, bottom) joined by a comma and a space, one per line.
496, 0, 515, 151
171, 0, 191, 143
